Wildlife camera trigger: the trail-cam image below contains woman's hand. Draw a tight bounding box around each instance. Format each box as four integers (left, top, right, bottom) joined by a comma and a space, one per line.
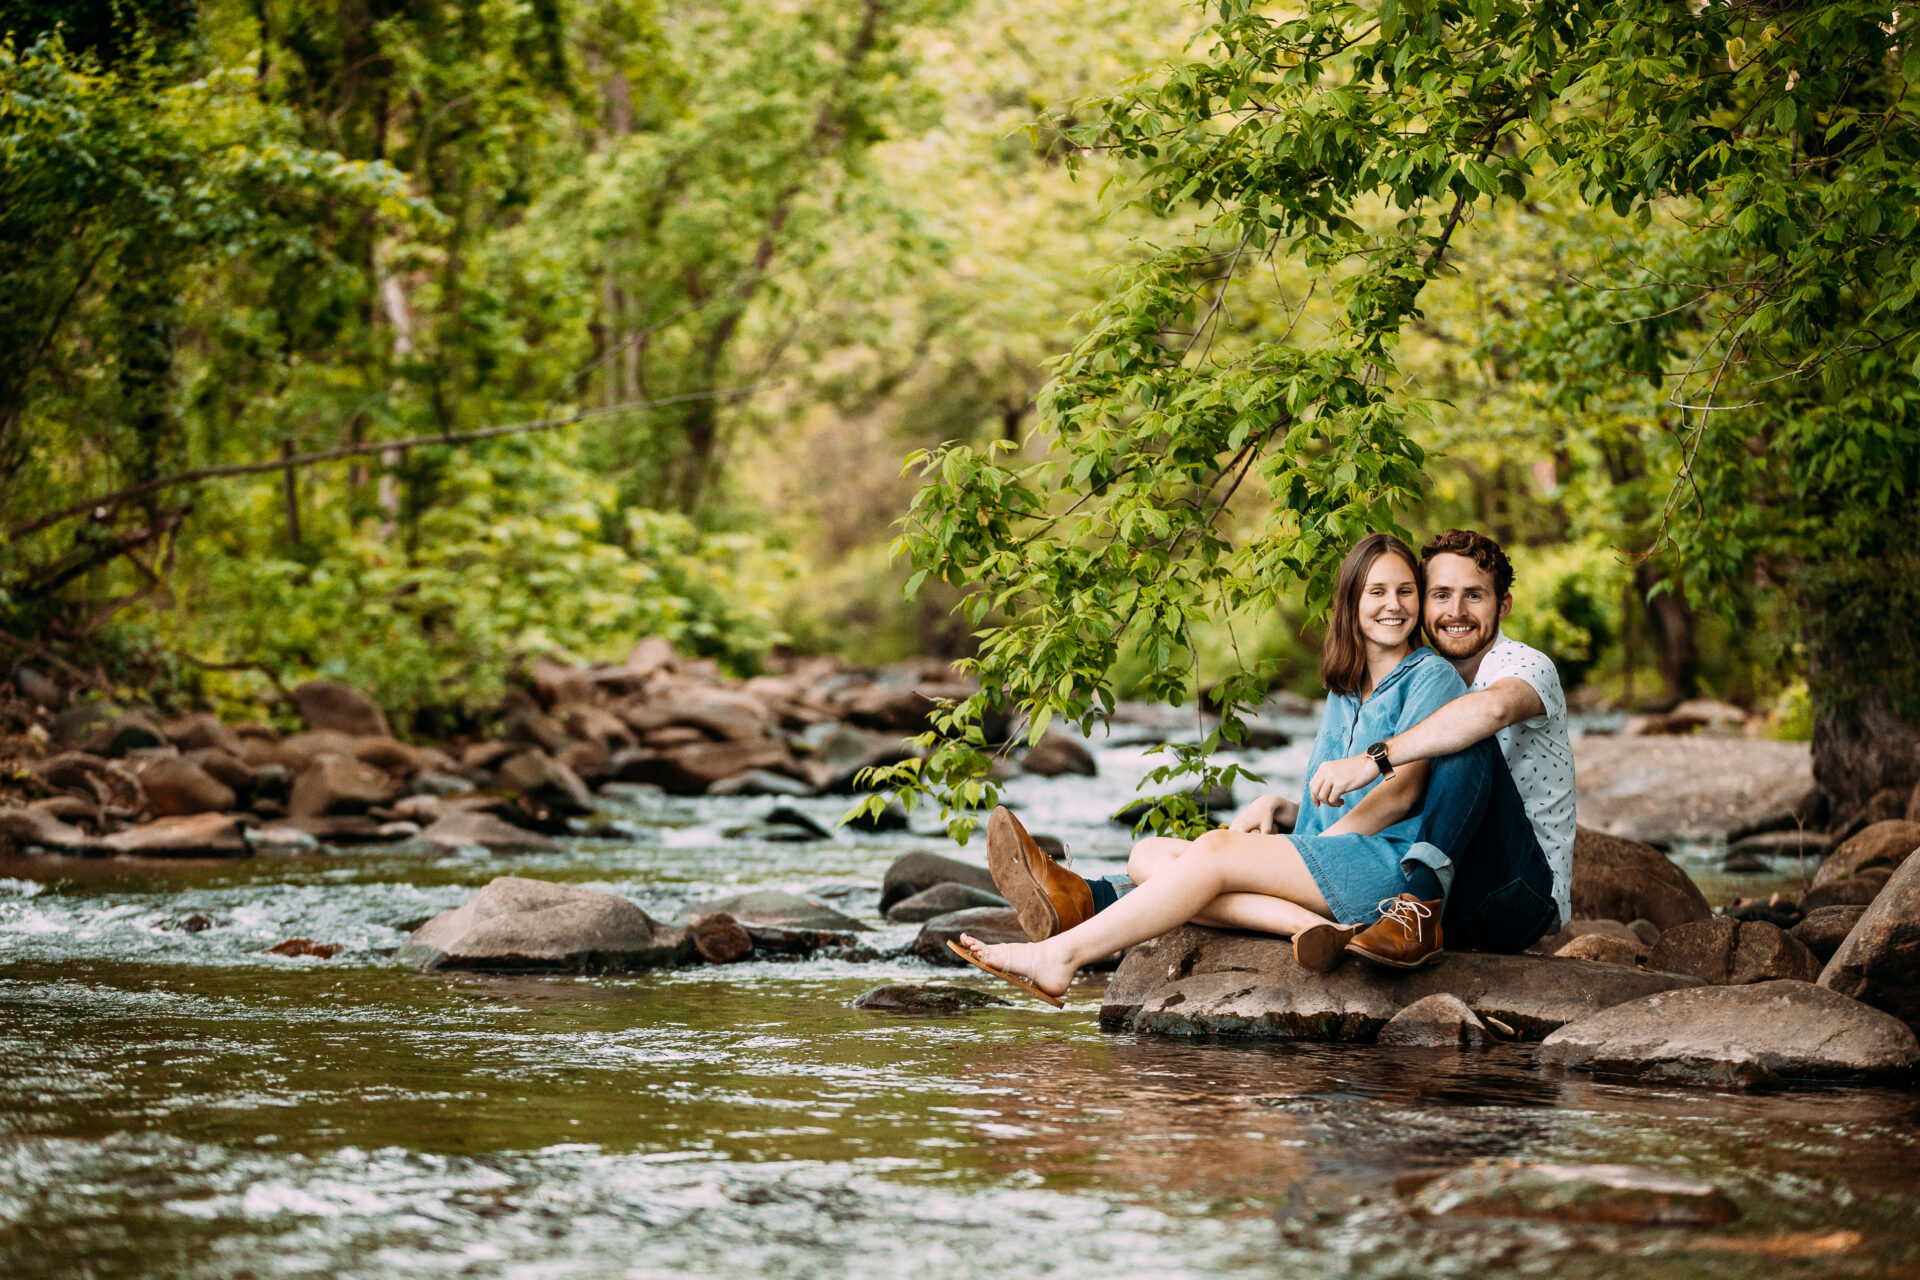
1227, 794, 1286, 833
1308, 754, 1381, 808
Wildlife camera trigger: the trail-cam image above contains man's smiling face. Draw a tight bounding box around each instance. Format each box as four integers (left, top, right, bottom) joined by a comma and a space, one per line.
1423, 552, 1509, 663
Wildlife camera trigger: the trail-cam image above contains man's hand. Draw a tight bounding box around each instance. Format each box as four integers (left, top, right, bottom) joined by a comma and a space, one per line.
1227, 794, 1286, 834
1308, 754, 1381, 808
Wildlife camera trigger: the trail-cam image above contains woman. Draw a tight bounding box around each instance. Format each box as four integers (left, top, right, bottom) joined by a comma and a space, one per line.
953, 533, 1466, 1005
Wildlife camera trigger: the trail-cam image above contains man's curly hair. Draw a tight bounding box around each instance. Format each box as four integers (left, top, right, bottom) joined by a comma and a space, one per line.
1420, 529, 1513, 598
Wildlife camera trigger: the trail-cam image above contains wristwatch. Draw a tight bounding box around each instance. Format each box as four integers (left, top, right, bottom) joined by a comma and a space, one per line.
1365, 741, 1395, 780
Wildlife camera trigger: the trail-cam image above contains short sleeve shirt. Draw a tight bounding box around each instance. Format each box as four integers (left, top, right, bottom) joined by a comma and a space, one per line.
1471, 632, 1576, 926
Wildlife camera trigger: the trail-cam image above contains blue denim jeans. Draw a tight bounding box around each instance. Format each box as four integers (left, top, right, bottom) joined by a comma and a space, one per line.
1417, 737, 1559, 952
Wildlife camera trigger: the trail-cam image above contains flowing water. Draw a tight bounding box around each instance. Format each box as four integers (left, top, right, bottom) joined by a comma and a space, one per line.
3, 729, 1916, 1278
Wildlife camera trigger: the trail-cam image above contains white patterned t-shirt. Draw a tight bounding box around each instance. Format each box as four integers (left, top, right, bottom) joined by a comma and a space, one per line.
1470, 632, 1576, 927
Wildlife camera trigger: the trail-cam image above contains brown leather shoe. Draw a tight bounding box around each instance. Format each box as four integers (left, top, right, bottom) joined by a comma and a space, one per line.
985, 806, 1093, 941
1345, 894, 1445, 969
1292, 921, 1363, 973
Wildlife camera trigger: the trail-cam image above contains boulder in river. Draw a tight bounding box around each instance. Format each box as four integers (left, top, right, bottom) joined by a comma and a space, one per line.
1406, 1161, 1739, 1226
136, 756, 237, 817
1538, 980, 1920, 1087
103, 813, 250, 858
160, 713, 246, 757
1568, 827, 1712, 931
1646, 919, 1822, 985
885, 882, 1009, 923
682, 889, 867, 935
84, 711, 167, 758
688, 912, 754, 964
400, 875, 691, 973
1799, 870, 1891, 913
416, 811, 560, 855
0, 806, 110, 855
708, 769, 814, 798
1812, 820, 1920, 888
1376, 993, 1491, 1048
495, 750, 595, 816
289, 752, 402, 818
1818, 851, 1920, 1029
1792, 905, 1869, 962
851, 983, 1011, 1014
1531, 917, 1646, 954
1021, 731, 1097, 778
1099, 924, 1701, 1040
291, 679, 391, 738
1554, 934, 1647, 967
611, 740, 794, 795
879, 850, 999, 914
914, 907, 1027, 963
1572, 736, 1813, 846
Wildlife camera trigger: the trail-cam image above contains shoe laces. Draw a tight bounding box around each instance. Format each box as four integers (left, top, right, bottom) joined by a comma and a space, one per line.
1374, 896, 1432, 933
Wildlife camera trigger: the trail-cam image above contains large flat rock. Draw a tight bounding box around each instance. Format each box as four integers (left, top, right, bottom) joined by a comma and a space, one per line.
1574, 737, 1812, 845
1098, 925, 1701, 1041
1539, 980, 1919, 1086
401, 875, 690, 973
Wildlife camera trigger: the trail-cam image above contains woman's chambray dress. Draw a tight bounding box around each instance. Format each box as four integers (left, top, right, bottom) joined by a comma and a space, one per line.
1289, 647, 1466, 925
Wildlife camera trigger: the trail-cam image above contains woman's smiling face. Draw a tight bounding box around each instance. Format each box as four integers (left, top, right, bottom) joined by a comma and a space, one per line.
1356, 552, 1420, 651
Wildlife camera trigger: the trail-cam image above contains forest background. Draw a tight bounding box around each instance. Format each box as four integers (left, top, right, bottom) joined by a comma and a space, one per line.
5, 0, 1910, 812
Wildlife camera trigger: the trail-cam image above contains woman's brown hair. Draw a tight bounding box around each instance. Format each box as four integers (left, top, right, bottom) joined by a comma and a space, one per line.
1319, 533, 1424, 696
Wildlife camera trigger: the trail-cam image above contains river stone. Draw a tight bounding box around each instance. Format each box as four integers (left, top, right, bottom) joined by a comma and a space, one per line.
1569, 827, 1712, 930
682, 889, 867, 934
1793, 906, 1868, 962
1099, 925, 1701, 1041
184, 748, 256, 795
160, 713, 245, 757
1799, 869, 1891, 913
708, 769, 815, 798
495, 751, 595, 816
247, 824, 322, 855
0, 807, 110, 855
649, 687, 773, 742
885, 882, 1009, 923
851, 983, 1011, 1014
401, 875, 690, 973
688, 912, 753, 964
1539, 980, 1920, 1086
1573, 736, 1813, 845
1407, 1161, 1739, 1226
878, 850, 998, 913
272, 730, 361, 773
289, 752, 401, 818
611, 740, 794, 795
1377, 993, 1490, 1048
1647, 919, 1822, 985
1812, 820, 1920, 888
914, 907, 1027, 963
1021, 732, 1097, 778
416, 811, 559, 854
1819, 851, 1920, 1029
103, 813, 250, 858
85, 711, 168, 759
1532, 917, 1645, 954
1556, 934, 1647, 966
291, 680, 390, 738
136, 757, 237, 817
1728, 829, 1834, 861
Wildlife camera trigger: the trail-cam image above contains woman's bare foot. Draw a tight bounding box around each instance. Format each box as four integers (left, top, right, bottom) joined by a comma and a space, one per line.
956, 933, 1077, 998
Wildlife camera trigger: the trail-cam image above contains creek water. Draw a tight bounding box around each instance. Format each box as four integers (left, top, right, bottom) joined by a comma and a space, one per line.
3, 729, 1916, 1278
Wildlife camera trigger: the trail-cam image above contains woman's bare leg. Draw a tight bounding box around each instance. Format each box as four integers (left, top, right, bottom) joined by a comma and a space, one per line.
1129, 837, 1332, 936
958, 829, 1330, 996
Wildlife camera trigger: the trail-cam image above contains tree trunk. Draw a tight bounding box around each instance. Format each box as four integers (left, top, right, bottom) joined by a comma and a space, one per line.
1634, 562, 1697, 705
1800, 557, 1920, 824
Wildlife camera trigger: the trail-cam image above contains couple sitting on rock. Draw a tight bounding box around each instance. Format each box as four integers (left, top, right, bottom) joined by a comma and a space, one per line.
954, 529, 1576, 1007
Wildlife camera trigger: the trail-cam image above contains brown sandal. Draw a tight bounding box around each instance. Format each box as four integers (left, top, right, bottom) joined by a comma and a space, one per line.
945, 939, 1067, 1008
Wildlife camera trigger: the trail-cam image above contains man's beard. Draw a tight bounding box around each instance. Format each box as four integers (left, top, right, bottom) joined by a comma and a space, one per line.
1428, 620, 1493, 660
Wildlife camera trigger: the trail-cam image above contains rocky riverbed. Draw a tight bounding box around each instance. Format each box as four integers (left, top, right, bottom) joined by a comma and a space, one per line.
4, 653, 1920, 1277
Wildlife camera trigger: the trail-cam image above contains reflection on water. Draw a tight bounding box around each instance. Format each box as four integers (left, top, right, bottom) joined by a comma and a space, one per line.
2, 732, 1916, 1277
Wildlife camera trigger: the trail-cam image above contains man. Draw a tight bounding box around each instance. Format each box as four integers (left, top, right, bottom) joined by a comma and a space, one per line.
985, 528, 1572, 967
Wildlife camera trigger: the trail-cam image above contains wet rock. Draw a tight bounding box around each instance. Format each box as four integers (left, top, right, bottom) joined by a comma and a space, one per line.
1100, 925, 1701, 1041
1021, 731, 1097, 778
554, 740, 611, 786
640, 687, 773, 742
837, 682, 955, 733
688, 911, 754, 964
1556, 934, 1646, 966
1799, 868, 1891, 913
763, 805, 832, 839
416, 811, 560, 855
1406, 1161, 1739, 1226
740, 923, 831, 956
177, 914, 213, 933
0, 806, 110, 855
184, 748, 256, 796
562, 705, 637, 754
1646, 919, 1821, 985
682, 889, 867, 935
610, 740, 794, 795
709, 769, 815, 798
495, 751, 595, 816
914, 907, 1027, 963
103, 813, 250, 858
851, 983, 1011, 1014
289, 752, 402, 818
291, 680, 391, 738
1792, 906, 1868, 963
1376, 993, 1490, 1048
1573, 736, 1813, 846
160, 713, 245, 757
1812, 820, 1920, 888
1531, 917, 1645, 955
1539, 980, 1920, 1086
400, 875, 691, 973
1725, 894, 1802, 929
84, 711, 167, 758
1569, 827, 1712, 931
135, 757, 237, 817
885, 882, 1010, 923
791, 724, 915, 794
878, 850, 998, 914
1728, 829, 1833, 861
1819, 852, 1920, 1029
273, 730, 362, 773
246, 825, 322, 855
267, 938, 341, 959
